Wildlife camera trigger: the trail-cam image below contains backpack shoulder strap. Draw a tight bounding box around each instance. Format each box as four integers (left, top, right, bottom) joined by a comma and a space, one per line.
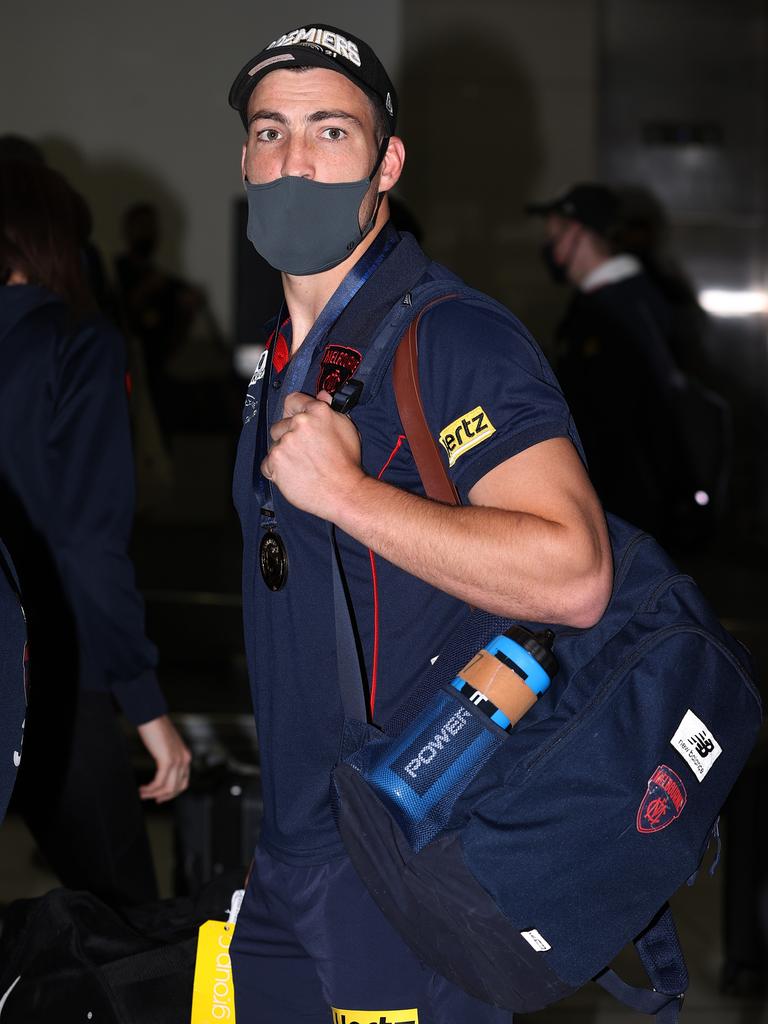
0, 539, 22, 600
595, 904, 688, 1020
392, 294, 460, 507
332, 288, 462, 724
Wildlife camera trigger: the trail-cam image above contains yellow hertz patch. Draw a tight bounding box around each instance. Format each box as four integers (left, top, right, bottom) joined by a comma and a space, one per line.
331, 1010, 419, 1024
438, 405, 496, 467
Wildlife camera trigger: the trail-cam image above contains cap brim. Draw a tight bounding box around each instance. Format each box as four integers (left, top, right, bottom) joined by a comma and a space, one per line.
230, 47, 383, 129
230, 49, 341, 119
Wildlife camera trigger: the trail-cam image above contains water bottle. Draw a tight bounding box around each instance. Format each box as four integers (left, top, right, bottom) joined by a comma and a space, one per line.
359, 625, 558, 850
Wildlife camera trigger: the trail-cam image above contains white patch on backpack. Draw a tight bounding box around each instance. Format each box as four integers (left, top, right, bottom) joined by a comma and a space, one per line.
670, 709, 722, 781
521, 928, 551, 952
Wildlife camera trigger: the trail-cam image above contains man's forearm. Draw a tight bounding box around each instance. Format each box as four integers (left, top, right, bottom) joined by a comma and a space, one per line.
263, 395, 612, 626
332, 474, 610, 627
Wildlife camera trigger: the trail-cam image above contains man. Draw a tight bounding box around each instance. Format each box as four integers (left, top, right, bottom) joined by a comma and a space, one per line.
228, 25, 612, 1022
528, 183, 694, 542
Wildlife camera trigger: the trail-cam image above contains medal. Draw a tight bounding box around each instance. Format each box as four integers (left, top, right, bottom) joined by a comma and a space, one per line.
260, 529, 289, 591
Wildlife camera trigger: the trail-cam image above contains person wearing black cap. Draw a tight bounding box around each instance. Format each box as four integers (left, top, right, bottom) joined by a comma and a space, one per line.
228, 25, 612, 1022
528, 182, 698, 543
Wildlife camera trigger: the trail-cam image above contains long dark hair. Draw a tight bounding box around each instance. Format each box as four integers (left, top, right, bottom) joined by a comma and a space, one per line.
0, 160, 95, 316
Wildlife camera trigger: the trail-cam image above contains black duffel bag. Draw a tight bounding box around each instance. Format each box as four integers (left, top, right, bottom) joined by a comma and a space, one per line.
0, 873, 242, 1023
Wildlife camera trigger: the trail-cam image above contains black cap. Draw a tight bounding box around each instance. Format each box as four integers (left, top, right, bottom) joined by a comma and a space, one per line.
229, 24, 397, 135
525, 183, 620, 238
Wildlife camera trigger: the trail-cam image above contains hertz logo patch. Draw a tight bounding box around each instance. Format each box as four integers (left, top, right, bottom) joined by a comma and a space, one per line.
438, 406, 496, 467
331, 1010, 419, 1024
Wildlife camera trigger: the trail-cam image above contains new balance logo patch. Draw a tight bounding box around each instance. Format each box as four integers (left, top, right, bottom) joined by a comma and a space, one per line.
670, 709, 722, 781
691, 732, 715, 758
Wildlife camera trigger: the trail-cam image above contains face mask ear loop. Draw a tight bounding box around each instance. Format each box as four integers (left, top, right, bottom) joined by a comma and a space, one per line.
369, 136, 390, 182
359, 136, 391, 239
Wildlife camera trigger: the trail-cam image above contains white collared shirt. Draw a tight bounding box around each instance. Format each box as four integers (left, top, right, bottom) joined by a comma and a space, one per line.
580, 254, 643, 293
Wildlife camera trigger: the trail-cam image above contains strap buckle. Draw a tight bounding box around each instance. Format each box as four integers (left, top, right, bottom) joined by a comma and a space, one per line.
331, 379, 364, 414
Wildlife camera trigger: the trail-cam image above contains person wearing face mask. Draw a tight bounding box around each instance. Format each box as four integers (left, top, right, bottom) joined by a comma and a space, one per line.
228, 25, 613, 1023
527, 183, 696, 544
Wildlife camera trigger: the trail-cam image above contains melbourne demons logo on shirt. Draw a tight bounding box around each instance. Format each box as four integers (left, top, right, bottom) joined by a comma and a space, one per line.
317, 345, 362, 396
636, 765, 687, 833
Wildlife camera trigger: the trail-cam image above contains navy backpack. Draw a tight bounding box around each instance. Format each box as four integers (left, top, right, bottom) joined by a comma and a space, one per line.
330, 289, 763, 1020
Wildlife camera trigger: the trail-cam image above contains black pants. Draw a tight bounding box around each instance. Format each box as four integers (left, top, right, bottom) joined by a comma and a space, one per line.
12, 688, 158, 907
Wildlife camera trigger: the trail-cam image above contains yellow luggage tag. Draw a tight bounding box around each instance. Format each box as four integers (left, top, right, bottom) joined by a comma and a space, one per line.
190, 889, 244, 1023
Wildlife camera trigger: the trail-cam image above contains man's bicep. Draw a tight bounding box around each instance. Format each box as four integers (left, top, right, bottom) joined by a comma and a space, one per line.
468, 437, 604, 528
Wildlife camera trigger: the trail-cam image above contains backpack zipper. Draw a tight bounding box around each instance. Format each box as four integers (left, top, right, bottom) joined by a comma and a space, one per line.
523, 624, 761, 775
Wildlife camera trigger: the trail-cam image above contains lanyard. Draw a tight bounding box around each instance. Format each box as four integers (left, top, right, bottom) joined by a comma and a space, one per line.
253, 230, 398, 514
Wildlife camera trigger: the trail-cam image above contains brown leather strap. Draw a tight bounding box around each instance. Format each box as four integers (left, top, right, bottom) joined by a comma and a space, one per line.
392, 295, 460, 506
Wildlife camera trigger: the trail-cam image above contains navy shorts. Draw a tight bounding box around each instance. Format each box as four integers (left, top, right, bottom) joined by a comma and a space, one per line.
230, 846, 513, 1024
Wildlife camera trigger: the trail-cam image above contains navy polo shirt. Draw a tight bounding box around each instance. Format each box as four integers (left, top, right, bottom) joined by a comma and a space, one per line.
233, 239, 580, 865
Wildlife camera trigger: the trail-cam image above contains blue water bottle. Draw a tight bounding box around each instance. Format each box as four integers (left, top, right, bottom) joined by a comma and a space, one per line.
359, 625, 558, 851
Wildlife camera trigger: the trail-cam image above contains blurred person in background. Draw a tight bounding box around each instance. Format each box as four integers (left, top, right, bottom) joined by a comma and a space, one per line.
528, 182, 729, 549
0, 133, 117, 320
115, 202, 206, 436
0, 160, 191, 906
612, 183, 714, 382
115, 201, 241, 447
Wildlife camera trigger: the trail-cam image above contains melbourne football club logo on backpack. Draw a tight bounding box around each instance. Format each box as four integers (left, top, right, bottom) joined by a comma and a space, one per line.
636, 765, 687, 833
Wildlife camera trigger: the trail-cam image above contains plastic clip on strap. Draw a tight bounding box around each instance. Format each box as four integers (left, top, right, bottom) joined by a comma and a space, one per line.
331, 378, 364, 415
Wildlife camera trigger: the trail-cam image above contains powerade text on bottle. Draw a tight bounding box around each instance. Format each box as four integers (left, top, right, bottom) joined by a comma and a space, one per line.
359, 626, 558, 851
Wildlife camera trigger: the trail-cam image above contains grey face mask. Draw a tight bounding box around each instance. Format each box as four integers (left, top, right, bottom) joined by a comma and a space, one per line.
244, 139, 388, 276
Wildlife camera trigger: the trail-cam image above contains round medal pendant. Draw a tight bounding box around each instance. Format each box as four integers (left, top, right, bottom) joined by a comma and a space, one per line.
259, 530, 289, 591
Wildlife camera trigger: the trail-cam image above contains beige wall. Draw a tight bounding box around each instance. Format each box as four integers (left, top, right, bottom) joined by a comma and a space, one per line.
2, 0, 596, 346
397, 0, 599, 353
2, 2, 403, 334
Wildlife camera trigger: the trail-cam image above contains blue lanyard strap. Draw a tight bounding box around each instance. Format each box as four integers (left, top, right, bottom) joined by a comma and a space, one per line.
253, 228, 398, 509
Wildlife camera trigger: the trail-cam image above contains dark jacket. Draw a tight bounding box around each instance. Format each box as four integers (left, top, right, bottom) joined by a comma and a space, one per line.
0, 538, 26, 821
0, 284, 166, 724
554, 272, 687, 537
